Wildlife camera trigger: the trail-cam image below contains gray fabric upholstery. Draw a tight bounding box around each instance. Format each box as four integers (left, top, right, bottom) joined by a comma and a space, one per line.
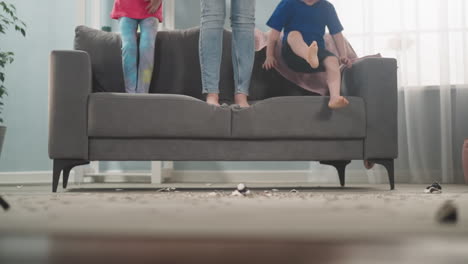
49, 27, 398, 164
88, 94, 365, 140
74, 26, 125, 93
89, 139, 364, 161
342, 57, 398, 159
49, 51, 91, 159
232, 96, 366, 139
88, 93, 231, 138
74, 26, 317, 100
73, 26, 236, 98
153, 28, 237, 101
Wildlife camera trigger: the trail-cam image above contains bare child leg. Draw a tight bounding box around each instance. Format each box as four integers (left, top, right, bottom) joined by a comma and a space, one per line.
235, 93, 250, 108
287, 31, 319, 69
323, 56, 349, 109
364, 160, 375, 169
206, 93, 221, 107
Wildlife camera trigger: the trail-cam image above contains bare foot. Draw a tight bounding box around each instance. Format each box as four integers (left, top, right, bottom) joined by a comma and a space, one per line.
328, 96, 349, 109
206, 93, 220, 107
307, 41, 319, 69
364, 160, 375, 170
235, 94, 250, 108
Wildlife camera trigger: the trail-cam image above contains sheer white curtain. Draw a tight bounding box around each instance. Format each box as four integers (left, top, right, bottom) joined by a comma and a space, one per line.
331, 0, 468, 183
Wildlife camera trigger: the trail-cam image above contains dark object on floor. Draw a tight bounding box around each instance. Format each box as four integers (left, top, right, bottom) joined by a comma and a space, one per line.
0, 196, 10, 211
237, 183, 248, 194
232, 183, 251, 196
436, 200, 458, 224
425, 182, 442, 194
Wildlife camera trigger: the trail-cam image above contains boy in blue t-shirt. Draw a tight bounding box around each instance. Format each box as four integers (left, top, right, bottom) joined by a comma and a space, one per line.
263, 0, 352, 109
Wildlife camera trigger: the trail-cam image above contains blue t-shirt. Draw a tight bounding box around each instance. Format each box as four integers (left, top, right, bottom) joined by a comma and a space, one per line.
267, 0, 344, 48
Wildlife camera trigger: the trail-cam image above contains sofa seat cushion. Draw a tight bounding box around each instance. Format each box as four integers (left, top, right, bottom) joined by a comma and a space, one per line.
231, 96, 366, 139
88, 93, 231, 139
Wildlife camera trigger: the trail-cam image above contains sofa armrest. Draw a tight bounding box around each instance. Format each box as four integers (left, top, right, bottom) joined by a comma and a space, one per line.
49, 50, 91, 160
342, 57, 398, 159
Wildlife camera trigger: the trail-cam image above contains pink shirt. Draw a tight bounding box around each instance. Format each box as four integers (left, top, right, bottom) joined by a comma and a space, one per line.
111, 0, 163, 22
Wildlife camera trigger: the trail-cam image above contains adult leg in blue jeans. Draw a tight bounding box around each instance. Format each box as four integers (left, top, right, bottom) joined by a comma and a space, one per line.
199, 0, 256, 107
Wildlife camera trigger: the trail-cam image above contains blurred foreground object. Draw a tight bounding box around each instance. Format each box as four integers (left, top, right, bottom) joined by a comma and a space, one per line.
0, 196, 10, 211
436, 200, 458, 224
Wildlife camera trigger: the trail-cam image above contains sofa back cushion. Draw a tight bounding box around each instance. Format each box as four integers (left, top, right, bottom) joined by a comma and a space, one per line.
75, 26, 125, 93
151, 28, 236, 100
74, 26, 314, 101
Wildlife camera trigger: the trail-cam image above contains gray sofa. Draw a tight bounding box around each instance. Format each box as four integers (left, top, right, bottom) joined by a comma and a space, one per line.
49, 26, 398, 192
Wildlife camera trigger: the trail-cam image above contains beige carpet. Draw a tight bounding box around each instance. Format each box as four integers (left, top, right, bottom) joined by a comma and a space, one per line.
1, 183, 468, 240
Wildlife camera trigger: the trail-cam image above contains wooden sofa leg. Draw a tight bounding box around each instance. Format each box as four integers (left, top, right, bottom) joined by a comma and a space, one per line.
320, 161, 351, 187
369, 159, 395, 190
52, 159, 90, 193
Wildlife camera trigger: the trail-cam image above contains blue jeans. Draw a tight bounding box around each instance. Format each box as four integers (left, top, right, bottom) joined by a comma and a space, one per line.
119, 17, 158, 94
199, 0, 256, 95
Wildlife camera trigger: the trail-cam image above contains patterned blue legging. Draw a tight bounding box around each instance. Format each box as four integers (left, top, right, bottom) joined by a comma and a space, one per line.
119, 17, 158, 94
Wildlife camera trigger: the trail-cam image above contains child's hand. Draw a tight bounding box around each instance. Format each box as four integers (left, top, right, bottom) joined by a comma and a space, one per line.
263, 56, 277, 70
145, 0, 162, 14
340, 57, 353, 68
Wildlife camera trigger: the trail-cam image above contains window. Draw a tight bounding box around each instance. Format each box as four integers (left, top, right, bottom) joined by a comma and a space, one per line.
330, 0, 468, 87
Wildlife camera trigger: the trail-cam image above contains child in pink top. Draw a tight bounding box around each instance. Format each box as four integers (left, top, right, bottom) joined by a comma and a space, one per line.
111, 0, 163, 94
